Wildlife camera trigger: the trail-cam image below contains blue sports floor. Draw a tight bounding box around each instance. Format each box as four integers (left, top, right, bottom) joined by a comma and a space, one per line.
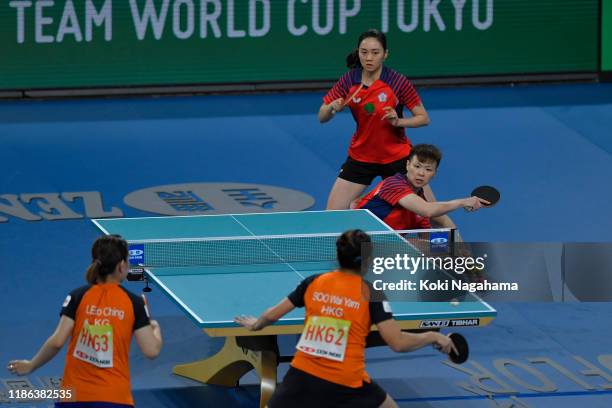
1, 83, 612, 407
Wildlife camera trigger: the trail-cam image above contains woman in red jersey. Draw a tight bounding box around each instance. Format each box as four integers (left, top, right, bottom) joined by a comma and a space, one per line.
7, 235, 163, 408
320, 29, 431, 211
236, 230, 456, 408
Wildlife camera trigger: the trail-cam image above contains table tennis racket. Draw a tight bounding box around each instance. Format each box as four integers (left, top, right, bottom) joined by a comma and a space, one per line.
141, 293, 151, 318
471, 185, 500, 207
448, 333, 469, 364
465, 185, 500, 211
435, 332, 469, 364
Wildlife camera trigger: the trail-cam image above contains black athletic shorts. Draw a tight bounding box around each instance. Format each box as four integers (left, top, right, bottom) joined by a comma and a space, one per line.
268, 366, 387, 408
338, 155, 409, 185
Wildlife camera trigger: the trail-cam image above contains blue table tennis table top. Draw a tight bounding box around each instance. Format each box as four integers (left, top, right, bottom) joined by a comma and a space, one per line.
93, 210, 497, 331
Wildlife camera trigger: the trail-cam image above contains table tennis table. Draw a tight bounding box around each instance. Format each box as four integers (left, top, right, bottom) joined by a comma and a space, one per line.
93, 210, 496, 407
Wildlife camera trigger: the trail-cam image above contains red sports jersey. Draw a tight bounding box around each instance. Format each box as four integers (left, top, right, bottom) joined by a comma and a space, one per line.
323, 67, 422, 164
356, 173, 431, 230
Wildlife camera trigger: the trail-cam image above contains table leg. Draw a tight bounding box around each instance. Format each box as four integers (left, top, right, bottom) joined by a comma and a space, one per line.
173, 336, 279, 408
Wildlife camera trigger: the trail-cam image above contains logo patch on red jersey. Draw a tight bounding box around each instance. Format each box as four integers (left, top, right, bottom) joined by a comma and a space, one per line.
378, 92, 388, 102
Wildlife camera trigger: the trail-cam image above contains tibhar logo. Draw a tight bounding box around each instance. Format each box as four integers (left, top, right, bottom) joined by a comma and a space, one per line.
450, 319, 480, 327
0, 183, 315, 222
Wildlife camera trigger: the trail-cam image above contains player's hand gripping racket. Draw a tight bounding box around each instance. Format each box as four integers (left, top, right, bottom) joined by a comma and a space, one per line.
340, 83, 364, 109
434, 333, 469, 364
330, 83, 364, 114
466, 185, 500, 211
448, 333, 469, 364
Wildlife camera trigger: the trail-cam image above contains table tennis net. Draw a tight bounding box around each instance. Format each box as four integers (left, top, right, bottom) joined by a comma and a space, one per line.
128, 229, 454, 269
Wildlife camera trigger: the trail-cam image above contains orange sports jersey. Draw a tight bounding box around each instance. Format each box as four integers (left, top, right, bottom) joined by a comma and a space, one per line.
59, 283, 150, 405
357, 173, 431, 230
288, 271, 393, 387
323, 67, 422, 164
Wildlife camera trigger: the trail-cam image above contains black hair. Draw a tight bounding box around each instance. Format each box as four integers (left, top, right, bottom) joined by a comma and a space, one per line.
336, 229, 371, 273
346, 29, 388, 69
407, 144, 443, 168
85, 235, 128, 284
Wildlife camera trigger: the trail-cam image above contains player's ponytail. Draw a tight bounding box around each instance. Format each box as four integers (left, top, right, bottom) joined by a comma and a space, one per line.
346, 48, 361, 69
85, 235, 128, 284
85, 259, 102, 285
337, 229, 371, 273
